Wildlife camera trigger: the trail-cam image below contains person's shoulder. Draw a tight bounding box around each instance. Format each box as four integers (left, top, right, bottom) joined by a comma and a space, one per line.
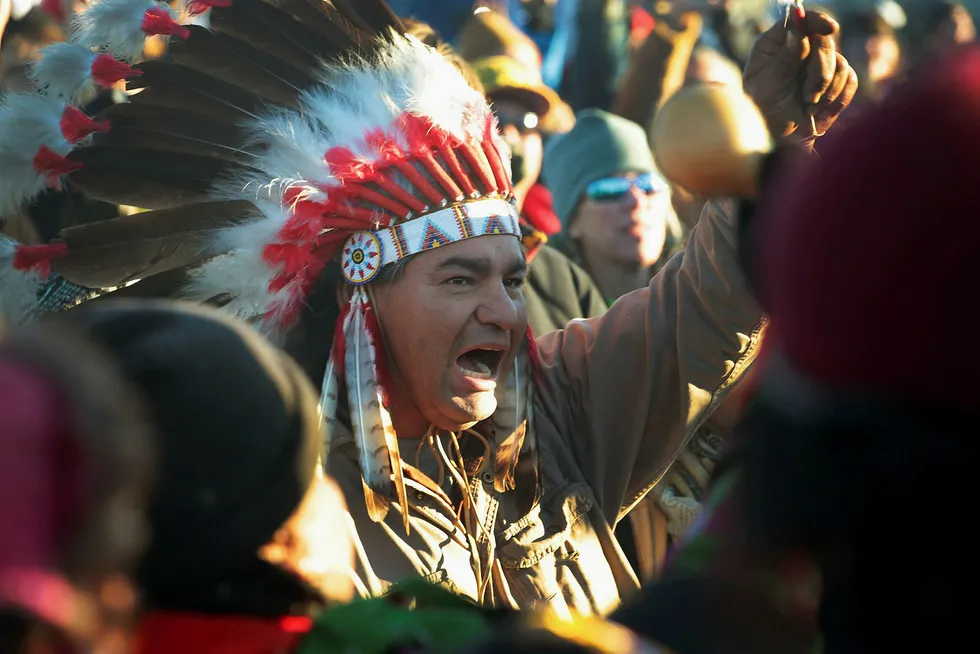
532, 243, 592, 287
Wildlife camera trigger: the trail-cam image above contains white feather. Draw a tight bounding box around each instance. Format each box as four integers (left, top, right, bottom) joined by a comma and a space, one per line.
0, 238, 43, 327
0, 94, 72, 220
28, 43, 99, 105
191, 36, 501, 328
237, 108, 338, 188
232, 34, 488, 191
180, 199, 290, 326
71, 0, 172, 62
345, 291, 392, 493
318, 354, 341, 452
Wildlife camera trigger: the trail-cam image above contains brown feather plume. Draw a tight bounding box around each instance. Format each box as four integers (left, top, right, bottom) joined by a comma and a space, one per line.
91, 103, 253, 165
207, 0, 326, 74
67, 147, 255, 210
127, 61, 267, 122
259, 0, 372, 49
52, 201, 255, 287
169, 27, 309, 108
330, 0, 406, 35
80, 265, 201, 303
23, 0, 416, 325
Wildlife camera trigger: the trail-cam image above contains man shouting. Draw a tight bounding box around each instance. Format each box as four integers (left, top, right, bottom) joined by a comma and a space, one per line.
1, 0, 855, 617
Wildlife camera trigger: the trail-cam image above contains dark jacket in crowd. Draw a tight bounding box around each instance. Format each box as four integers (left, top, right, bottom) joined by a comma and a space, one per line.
524, 243, 607, 335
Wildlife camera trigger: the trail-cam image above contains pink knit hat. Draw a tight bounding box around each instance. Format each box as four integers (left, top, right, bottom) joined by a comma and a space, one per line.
757, 45, 980, 409
0, 328, 152, 650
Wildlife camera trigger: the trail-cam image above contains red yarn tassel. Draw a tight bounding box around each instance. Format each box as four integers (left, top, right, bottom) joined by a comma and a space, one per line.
455, 139, 498, 196
374, 176, 426, 215
330, 204, 379, 225
483, 114, 513, 195
363, 300, 392, 408
324, 146, 377, 182
90, 54, 142, 87
397, 113, 435, 153
33, 146, 83, 188
186, 0, 232, 15
264, 243, 319, 289
398, 113, 464, 198
392, 160, 445, 206
341, 185, 408, 222
417, 152, 463, 202
13, 242, 68, 277
60, 106, 111, 144
366, 129, 446, 207
141, 7, 191, 40
439, 145, 477, 198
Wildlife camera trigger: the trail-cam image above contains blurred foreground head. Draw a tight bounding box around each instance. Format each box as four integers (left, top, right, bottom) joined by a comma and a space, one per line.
53, 300, 354, 616
742, 45, 980, 651
756, 44, 980, 409
0, 322, 153, 654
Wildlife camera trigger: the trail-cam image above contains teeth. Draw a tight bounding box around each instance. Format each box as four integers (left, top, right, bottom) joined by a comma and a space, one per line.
458, 350, 499, 380
459, 365, 494, 380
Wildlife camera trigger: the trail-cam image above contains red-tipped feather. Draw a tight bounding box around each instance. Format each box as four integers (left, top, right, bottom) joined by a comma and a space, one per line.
141, 7, 191, 39
13, 243, 69, 277
33, 146, 83, 188
91, 54, 142, 87
60, 106, 111, 144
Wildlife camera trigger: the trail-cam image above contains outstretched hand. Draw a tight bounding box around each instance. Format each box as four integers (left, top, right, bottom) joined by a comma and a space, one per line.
743, 12, 859, 144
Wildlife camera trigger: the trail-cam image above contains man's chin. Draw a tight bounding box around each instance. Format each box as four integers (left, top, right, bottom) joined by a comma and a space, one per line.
433, 393, 498, 431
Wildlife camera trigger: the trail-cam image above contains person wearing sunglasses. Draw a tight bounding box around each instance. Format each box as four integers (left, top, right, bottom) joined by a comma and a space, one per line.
471, 53, 608, 336
544, 109, 693, 584
545, 109, 683, 305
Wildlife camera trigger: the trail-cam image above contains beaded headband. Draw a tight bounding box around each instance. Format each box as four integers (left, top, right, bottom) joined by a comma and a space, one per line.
341, 198, 521, 284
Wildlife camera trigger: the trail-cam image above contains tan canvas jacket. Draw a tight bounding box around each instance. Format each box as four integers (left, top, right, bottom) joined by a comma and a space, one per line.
326, 199, 764, 617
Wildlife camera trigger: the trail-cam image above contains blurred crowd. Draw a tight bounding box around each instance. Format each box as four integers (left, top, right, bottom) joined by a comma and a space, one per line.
1, 0, 978, 653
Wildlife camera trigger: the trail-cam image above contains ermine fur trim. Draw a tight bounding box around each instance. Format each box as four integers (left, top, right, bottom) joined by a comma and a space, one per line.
0, 94, 72, 219
71, 0, 177, 62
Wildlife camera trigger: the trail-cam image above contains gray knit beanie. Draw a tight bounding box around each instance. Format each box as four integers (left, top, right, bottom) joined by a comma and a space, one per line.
542, 109, 657, 229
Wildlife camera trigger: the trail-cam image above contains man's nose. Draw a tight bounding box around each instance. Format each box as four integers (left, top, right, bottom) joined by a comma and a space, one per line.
476, 282, 522, 331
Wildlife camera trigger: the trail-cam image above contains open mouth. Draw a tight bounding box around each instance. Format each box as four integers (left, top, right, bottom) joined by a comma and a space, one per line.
456, 347, 506, 380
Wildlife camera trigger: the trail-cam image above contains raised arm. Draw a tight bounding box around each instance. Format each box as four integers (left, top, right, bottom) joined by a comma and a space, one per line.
533, 12, 857, 524
535, 198, 761, 521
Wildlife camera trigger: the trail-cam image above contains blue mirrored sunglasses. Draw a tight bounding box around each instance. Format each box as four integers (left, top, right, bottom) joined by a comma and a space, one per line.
585, 173, 668, 202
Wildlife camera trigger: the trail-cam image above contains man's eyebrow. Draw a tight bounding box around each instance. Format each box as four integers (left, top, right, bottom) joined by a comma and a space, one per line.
436, 257, 492, 275
434, 255, 528, 276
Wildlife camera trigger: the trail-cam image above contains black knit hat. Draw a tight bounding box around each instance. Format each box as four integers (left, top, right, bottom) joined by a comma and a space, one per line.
51, 299, 322, 607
